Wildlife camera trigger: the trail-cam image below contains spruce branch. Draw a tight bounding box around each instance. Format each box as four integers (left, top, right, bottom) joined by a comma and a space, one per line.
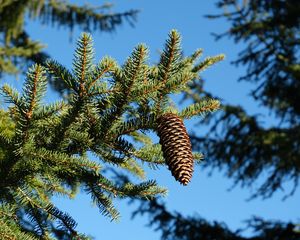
34, 0, 139, 33
0, 220, 38, 240
192, 54, 225, 73
111, 114, 156, 137
0, 0, 138, 82
85, 182, 120, 220
46, 59, 77, 93
158, 30, 182, 85
187, 48, 204, 63
1, 84, 23, 111
0, 30, 223, 236
33, 100, 66, 121
179, 99, 221, 119
22, 64, 47, 120
45, 204, 78, 236
87, 56, 118, 93
73, 33, 94, 97
155, 30, 182, 112
119, 158, 145, 179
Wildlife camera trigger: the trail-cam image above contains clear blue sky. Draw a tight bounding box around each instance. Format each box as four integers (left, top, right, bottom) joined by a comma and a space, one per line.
17, 0, 300, 239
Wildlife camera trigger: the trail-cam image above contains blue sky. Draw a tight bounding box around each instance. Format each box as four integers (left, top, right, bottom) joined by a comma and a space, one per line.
15, 0, 300, 239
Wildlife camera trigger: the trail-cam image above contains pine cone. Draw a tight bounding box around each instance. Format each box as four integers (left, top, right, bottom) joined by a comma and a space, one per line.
156, 113, 194, 185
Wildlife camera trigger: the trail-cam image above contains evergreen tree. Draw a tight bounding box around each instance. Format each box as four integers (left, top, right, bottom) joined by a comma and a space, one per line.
0, 30, 223, 239
0, 0, 138, 93
133, 199, 300, 240
184, 0, 300, 198
139, 2, 300, 239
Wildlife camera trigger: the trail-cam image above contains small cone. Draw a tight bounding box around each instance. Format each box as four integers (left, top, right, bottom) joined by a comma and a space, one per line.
156, 113, 194, 185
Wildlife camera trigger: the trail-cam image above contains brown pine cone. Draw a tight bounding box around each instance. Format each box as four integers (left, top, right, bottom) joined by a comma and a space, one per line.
156, 113, 194, 185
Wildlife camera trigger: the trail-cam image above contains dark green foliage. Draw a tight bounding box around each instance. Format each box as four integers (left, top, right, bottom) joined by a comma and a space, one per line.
184, 0, 300, 198
0, 0, 138, 87
133, 199, 300, 240
0, 31, 222, 239
191, 105, 300, 198
208, 0, 300, 121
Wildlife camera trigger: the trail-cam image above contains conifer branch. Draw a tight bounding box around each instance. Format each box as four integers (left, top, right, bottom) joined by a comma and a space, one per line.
85, 183, 120, 220
159, 30, 179, 85
45, 204, 78, 236
87, 57, 117, 93
80, 37, 87, 96
46, 59, 77, 91
22, 64, 48, 121
73, 33, 94, 97
25, 65, 39, 120
188, 48, 204, 63
155, 30, 182, 113
192, 54, 225, 73
2, 84, 23, 111
119, 158, 145, 179
37, 0, 139, 32
179, 99, 220, 119
0, 31, 223, 237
